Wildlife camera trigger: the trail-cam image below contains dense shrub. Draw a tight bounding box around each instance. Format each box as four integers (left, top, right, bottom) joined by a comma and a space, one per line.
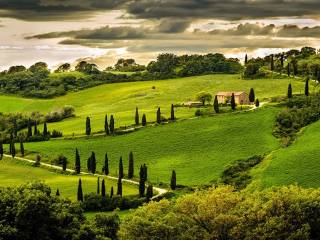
45, 105, 75, 122
51, 129, 63, 138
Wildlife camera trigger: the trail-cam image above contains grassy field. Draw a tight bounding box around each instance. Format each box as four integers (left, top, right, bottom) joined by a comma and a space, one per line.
249, 120, 320, 190
0, 157, 138, 200
21, 106, 280, 186
0, 74, 305, 136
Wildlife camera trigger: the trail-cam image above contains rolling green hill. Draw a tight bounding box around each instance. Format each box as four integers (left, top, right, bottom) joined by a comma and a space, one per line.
0, 74, 304, 136
0, 158, 138, 200
21, 106, 280, 186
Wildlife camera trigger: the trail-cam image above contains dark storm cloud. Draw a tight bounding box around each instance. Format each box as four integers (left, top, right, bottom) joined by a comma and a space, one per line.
158, 19, 191, 33
29, 25, 147, 40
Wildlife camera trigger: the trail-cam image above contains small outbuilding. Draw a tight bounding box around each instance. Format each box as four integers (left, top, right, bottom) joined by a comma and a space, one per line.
216, 92, 249, 105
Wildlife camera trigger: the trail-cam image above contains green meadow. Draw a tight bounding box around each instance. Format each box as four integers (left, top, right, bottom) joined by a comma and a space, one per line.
249, 120, 320, 189
0, 74, 304, 136
22, 106, 280, 186
0, 157, 138, 200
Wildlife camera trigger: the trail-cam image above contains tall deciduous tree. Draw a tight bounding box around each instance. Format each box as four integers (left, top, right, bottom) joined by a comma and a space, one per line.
77, 178, 83, 202
142, 114, 147, 126
305, 78, 309, 96
110, 115, 115, 134
214, 95, 219, 113
75, 148, 81, 174
135, 107, 139, 125
104, 152, 109, 175
171, 104, 175, 120
231, 93, 236, 111
156, 108, 161, 124
288, 83, 293, 99
119, 156, 124, 179
117, 176, 122, 196
249, 88, 255, 103
171, 170, 177, 190
101, 179, 106, 197
128, 151, 134, 179
104, 114, 110, 135
86, 117, 91, 136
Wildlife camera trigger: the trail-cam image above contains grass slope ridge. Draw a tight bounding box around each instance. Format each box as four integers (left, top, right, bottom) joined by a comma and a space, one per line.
23, 106, 280, 186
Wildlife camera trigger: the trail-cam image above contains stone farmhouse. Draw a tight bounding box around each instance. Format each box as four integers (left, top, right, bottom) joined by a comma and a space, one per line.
216, 92, 249, 105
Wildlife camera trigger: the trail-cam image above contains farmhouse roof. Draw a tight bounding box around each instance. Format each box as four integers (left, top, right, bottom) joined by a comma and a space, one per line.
216, 91, 246, 96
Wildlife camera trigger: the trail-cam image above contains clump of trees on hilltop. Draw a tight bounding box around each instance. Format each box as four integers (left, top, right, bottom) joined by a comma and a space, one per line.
0, 53, 242, 99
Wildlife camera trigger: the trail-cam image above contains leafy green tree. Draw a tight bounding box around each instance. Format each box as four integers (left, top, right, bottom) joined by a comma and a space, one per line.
104, 114, 109, 135
171, 104, 175, 120
214, 95, 219, 113
119, 156, 124, 179
86, 117, 91, 136
288, 83, 293, 99
20, 139, 24, 157
97, 177, 100, 194
101, 179, 106, 197
128, 151, 134, 179
305, 78, 309, 96
255, 99, 260, 107
231, 93, 236, 111
75, 148, 81, 174
103, 152, 109, 175
249, 88, 255, 103
135, 107, 139, 125
146, 184, 153, 201
196, 92, 213, 106
142, 114, 147, 126
171, 170, 176, 190
77, 178, 83, 202
110, 115, 115, 134
117, 176, 122, 196
90, 152, 96, 174
156, 107, 161, 124
43, 122, 48, 136
55, 63, 71, 73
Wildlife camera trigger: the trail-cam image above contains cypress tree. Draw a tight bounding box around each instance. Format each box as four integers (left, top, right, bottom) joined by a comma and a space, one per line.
245, 54, 248, 65
214, 95, 219, 113
43, 122, 48, 136
231, 93, 236, 111
305, 78, 309, 96
90, 152, 96, 174
20, 139, 24, 157
104, 152, 109, 175
128, 151, 134, 179
61, 156, 67, 171
104, 114, 110, 135
97, 177, 100, 194
270, 54, 274, 71
249, 88, 255, 103
56, 189, 60, 196
170, 170, 176, 190
27, 119, 32, 138
288, 83, 293, 99
101, 179, 106, 197
77, 178, 83, 202
135, 107, 139, 125
146, 184, 153, 201
170, 104, 175, 120
156, 107, 161, 124
143, 164, 148, 181
117, 176, 122, 196
9, 140, 12, 155
86, 117, 91, 136
287, 63, 291, 76
75, 148, 81, 174
87, 157, 91, 172
280, 53, 284, 68
34, 121, 38, 136
119, 156, 124, 179
142, 114, 147, 126
110, 186, 114, 198
110, 115, 115, 134
0, 141, 3, 160
139, 178, 145, 197
255, 99, 260, 107
11, 141, 16, 158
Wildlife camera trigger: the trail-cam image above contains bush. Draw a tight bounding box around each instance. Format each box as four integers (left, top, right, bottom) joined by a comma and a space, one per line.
45, 106, 75, 123
51, 129, 63, 138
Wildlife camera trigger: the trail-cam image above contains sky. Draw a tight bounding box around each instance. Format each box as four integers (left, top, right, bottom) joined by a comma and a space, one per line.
1, 0, 320, 70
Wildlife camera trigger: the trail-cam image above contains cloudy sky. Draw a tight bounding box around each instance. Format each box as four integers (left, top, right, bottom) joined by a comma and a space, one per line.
1, 0, 320, 70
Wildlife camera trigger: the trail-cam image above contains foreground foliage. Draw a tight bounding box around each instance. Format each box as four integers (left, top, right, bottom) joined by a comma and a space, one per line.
119, 185, 320, 240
